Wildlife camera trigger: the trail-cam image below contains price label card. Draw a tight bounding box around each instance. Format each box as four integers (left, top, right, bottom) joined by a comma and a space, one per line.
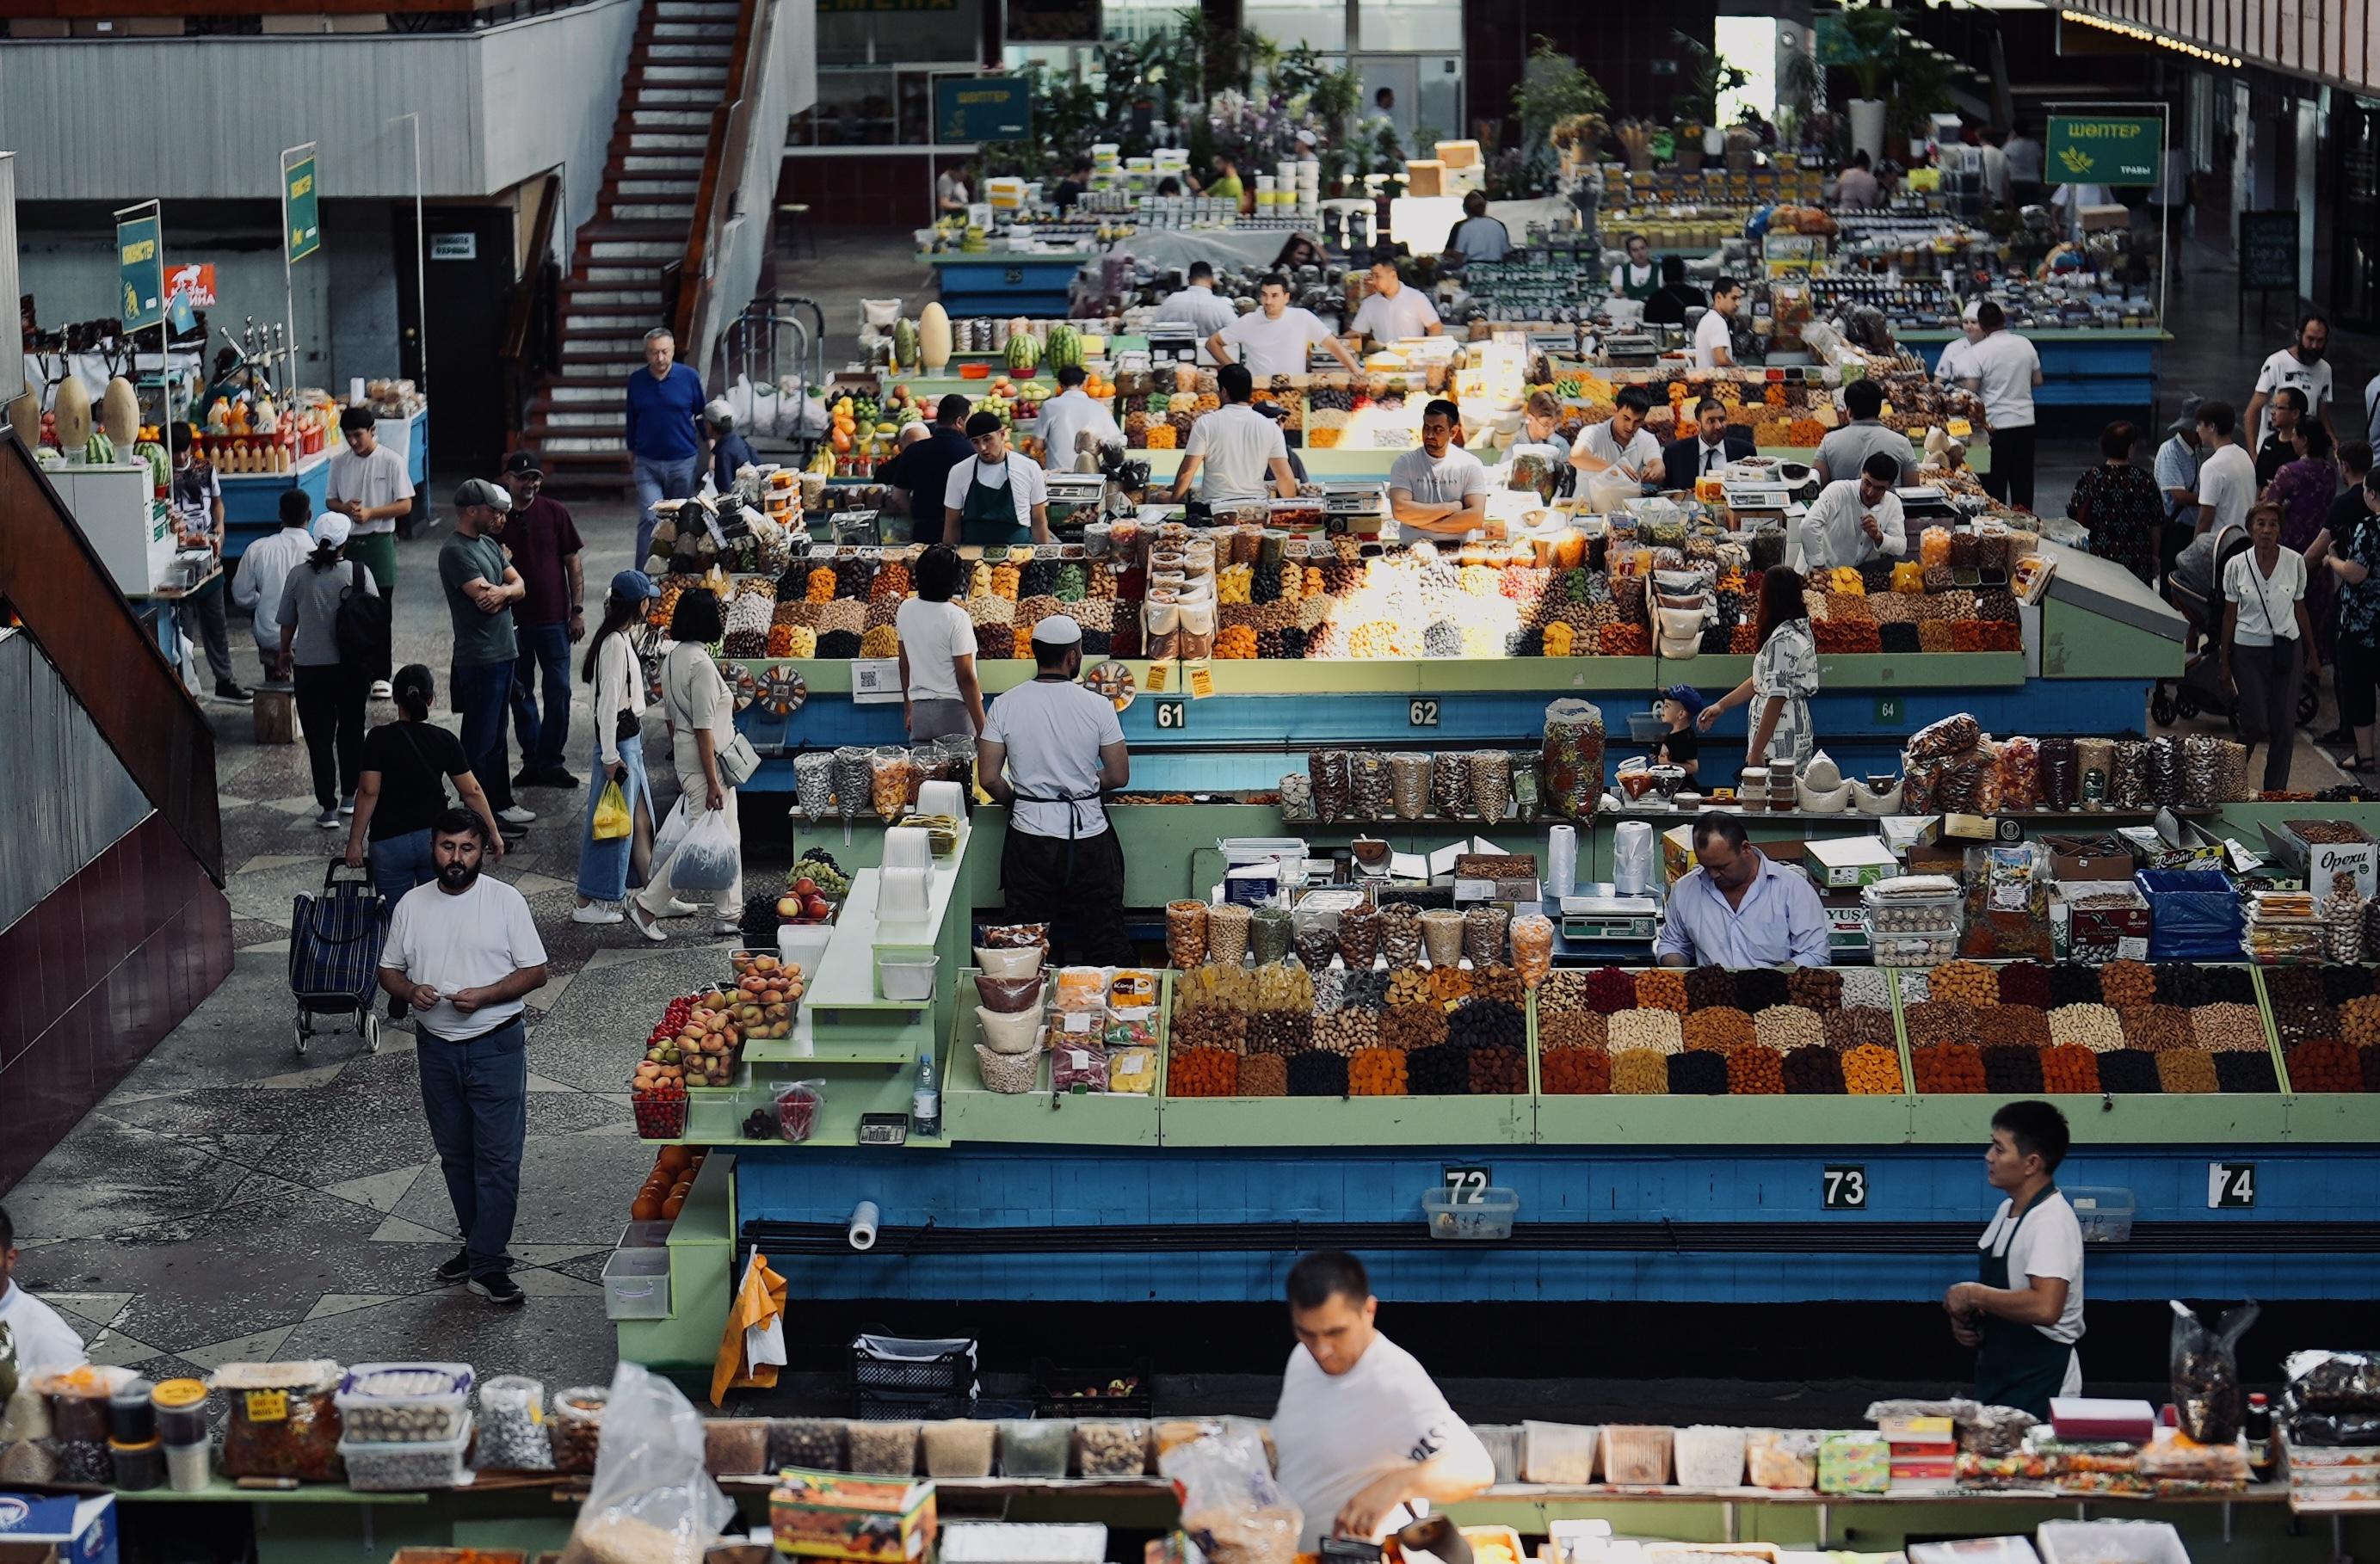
244, 1389, 290, 1423
1187, 662, 1215, 699
1063, 1013, 1094, 1033
849, 657, 903, 705
1144, 661, 1169, 693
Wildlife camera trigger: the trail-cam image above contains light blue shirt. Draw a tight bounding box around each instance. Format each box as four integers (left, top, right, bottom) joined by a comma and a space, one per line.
2154, 434, 2201, 523
1653, 847, 1832, 968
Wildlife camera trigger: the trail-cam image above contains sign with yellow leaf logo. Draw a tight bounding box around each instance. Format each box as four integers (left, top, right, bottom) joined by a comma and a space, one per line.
2046, 115, 2161, 187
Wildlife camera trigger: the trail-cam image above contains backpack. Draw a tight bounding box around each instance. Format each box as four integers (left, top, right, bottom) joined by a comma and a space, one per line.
336, 560, 392, 680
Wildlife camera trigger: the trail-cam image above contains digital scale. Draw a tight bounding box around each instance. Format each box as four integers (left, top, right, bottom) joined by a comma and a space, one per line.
1896, 484, 1958, 521
1558, 882, 1662, 943
1144, 324, 1199, 364
827, 508, 881, 546
1044, 472, 1107, 533
1600, 331, 1661, 364
1320, 481, 1388, 535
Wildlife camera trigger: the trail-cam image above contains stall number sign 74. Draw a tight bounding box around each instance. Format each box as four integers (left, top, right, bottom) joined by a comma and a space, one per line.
1822, 1165, 1868, 1210
2209, 1161, 2256, 1208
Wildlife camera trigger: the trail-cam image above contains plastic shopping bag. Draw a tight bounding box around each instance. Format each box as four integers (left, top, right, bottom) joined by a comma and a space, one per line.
593, 782, 632, 841
651, 797, 692, 864
558, 1363, 734, 1564
668, 808, 741, 893
2170, 1297, 2260, 1444
1160, 1422, 1300, 1564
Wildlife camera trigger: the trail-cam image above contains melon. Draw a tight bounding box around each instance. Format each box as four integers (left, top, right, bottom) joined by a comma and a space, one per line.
1004, 330, 1041, 374
1045, 323, 1082, 373
891, 318, 919, 370
5, 388, 37, 449
52, 377, 93, 455
918, 303, 953, 374
100, 376, 141, 446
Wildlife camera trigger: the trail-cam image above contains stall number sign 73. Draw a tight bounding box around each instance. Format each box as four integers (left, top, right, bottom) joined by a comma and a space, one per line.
1442, 1166, 1491, 1205
1822, 1165, 1868, 1210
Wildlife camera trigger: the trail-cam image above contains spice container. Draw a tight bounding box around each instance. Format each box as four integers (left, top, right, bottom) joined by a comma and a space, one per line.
1250, 906, 1294, 964
1467, 751, 1513, 823
922, 1419, 998, 1477
703, 1418, 771, 1475
1205, 902, 1252, 964
151, 1379, 209, 1448
999, 1419, 1071, 1477
475, 1375, 553, 1471
1420, 908, 1465, 966
338, 1363, 473, 1443
1462, 906, 1510, 966
550, 1385, 608, 1475
1386, 754, 1431, 819
109, 1438, 164, 1491
342, 1419, 475, 1491
1600, 1424, 1674, 1485
770, 1418, 847, 1471
1165, 901, 1209, 968
37, 1369, 117, 1444
109, 1378, 157, 1444
1379, 904, 1422, 964
165, 1442, 212, 1493
1072, 1419, 1148, 1476
847, 1419, 918, 1475
213, 1360, 347, 1482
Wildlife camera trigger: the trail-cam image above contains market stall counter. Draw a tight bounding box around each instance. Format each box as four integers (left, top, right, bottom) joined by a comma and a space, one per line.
921, 251, 1100, 317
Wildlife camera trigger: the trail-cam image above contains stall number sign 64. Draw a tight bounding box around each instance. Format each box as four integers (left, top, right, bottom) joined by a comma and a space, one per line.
1822, 1165, 1868, 1210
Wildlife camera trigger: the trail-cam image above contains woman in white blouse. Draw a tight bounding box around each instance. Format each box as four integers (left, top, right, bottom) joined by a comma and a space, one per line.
2221, 501, 2318, 791
574, 570, 663, 923
1699, 567, 1820, 768
629, 587, 743, 940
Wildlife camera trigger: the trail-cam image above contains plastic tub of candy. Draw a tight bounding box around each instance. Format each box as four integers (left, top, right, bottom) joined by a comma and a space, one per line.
342, 1418, 476, 1491
336, 1364, 474, 1443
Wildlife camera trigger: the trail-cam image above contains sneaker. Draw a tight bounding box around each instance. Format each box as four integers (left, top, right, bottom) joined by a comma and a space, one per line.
369, 680, 393, 700
435, 1250, 472, 1284
338, 795, 356, 816
315, 807, 341, 828
498, 804, 538, 826
572, 902, 625, 925
626, 901, 667, 942
512, 769, 539, 791
471, 1272, 527, 1307
536, 768, 581, 790
214, 680, 253, 702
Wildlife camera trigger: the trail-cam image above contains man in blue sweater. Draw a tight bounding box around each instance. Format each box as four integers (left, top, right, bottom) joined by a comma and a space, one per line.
625, 326, 706, 564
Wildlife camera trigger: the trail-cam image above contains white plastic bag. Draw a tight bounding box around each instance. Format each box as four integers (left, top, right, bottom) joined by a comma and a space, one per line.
668, 808, 741, 892
1160, 1425, 1300, 1564
558, 1363, 734, 1564
650, 797, 692, 866
794, 390, 829, 439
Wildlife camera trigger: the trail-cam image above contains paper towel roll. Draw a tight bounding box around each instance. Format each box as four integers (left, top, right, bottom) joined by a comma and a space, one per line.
1612, 821, 1655, 896
1547, 825, 1579, 898
848, 1200, 880, 1251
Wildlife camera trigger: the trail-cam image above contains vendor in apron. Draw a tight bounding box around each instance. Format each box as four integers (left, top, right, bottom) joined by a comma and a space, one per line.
1608, 233, 1662, 303
1945, 1101, 2086, 1419
941, 411, 1052, 548
976, 613, 1135, 967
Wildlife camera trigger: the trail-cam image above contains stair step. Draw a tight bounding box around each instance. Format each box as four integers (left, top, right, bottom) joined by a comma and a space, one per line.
650, 20, 721, 36
548, 383, 628, 404
654, 1, 739, 14
560, 287, 660, 308
644, 42, 733, 59
527, 434, 627, 454
588, 242, 681, 261
621, 155, 706, 174
607, 203, 694, 220
629, 108, 712, 127
580, 266, 670, 286
562, 336, 651, 355
616, 178, 699, 198
564, 311, 660, 330
638, 65, 720, 83
539, 409, 627, 429
626, 133, 709, 152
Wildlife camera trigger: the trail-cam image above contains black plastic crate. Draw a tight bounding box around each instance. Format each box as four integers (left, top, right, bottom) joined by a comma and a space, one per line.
1031, 1354, 1155, 1419
849, 1334, 975, 1420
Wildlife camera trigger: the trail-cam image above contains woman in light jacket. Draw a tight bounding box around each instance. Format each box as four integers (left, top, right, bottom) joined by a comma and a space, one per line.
575, 570, 663, 924
1697, 566, 1819, 769
275, 513, 376, 828
627, 587, 742, 940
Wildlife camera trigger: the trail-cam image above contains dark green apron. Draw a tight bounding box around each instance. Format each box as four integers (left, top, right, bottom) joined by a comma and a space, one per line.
1614, 262, 1660, 302
959, 458, 1033, 546
1973, 1183, 2075, 1418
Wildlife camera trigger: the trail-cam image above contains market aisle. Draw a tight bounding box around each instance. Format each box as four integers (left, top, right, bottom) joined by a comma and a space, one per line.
2, 495, 737, 1395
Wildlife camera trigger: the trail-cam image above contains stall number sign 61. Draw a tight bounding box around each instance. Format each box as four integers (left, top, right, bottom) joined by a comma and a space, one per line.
1152, 699, 1187, 730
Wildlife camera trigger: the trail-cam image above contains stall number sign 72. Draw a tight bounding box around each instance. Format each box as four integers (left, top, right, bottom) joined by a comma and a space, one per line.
1822, 1165, 1868, 1210
1442, 1166, 1491, 1204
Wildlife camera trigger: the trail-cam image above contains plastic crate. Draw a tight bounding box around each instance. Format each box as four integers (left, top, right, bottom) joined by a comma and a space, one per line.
1424, 1186, 1520, 1240
852, 1333, 977, 1421
1031, 1355, 1154, 1420
342, 1416, 475, 1491
336, 1364, 473, 1444
2067, 1186, 2136, 1245
602, 1248, 671, 1321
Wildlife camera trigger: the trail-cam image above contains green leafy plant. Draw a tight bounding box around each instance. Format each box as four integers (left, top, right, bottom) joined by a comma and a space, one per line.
1670, 31, 1748, 129
1511, 36, 1609, 186
1884, 40, 1953, 145
1834, 4, 1902, 102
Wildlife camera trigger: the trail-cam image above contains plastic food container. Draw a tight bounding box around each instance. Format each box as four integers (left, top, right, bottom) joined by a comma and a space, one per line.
705, 1418, 771, 1475
1471, 1424, 1522, 1484
550, 1386, 607, 1475
1072, 1419, 1148, 1476
879, 956, 940, 1001
999, 1419, 1072, 1477
1673, 1425, 1747, 1487
1422, 1185, 1520, 1241
1745, 1427, 1820, 1489
165, 1441, 212, 1493
1859, 884, 1963, 933
846, 1419, 919, 1475
1521, 1420, 1599, 1484
922, 1419, 998, 1477
1600, 1425, 1674, 1485
337, 1363, 474, 1443
770, 1418, 847, 1472
342, 1417, 476, 1491
2035, 1520, 2192, 1564
152, 1379, 209, 1447
110, 1437, 164, 1491
1866, 931, 1960, 969
475, 1375, 553, 1471
109, 1379, 157, 1444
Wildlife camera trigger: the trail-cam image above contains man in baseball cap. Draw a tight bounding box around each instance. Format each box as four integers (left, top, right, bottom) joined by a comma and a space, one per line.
498, 450, 588, 792
442, 476, 534, 830
976, 613, 1133, 964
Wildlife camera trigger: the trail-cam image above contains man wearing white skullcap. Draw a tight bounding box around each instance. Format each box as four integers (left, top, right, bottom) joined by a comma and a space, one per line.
977, 614, 1134, 964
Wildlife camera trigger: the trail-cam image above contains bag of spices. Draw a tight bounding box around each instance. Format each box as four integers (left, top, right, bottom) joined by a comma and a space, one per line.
211, 1361, 346, 1483
2170, 1299, 2260, 1444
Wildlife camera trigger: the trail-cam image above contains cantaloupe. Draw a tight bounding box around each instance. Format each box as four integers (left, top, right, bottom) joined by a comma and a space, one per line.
52, 377, 92, 456
918, 303, 952, 374
100, 377, 141, 446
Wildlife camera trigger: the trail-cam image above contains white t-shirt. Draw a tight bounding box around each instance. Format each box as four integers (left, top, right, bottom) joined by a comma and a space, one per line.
1795, 480, 1908, 571
1183, 403, 1288, 507
1574, 420, 1663, 480
1351, 284, 1440, 344
1037, 388, 1121, 472
983, 676, 1125, 840
1979, 1190, 2087, 1350
1693, 308, 1734, 367
0, 1280, 88, 1378
1153, 285, 1239, 338
2198, 442, 2259, 540
328, 442, 416, 536
942, 453, 1049, 533
1272, 1333, 1495, 1554
1389, 445, 1489, 508
379, 874, 548, 1040
1936, 335, 1981, 383
1980, 144, 2011, 204
937, 170, 969, 207
2223, 545, 2309, 646
895, 597, 977, 703
1965, 330, 2040, 429
1218, 307, 1336, 379
2254, 348, 2335, 444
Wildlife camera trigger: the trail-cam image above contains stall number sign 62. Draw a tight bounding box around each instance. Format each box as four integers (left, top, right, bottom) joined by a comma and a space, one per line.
1822, 1165, 1868, 1210
1442, 1166, 1491, 1204
1409, 699, 1440, 728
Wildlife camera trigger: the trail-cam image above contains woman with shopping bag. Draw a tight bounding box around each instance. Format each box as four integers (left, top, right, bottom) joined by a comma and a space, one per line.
628, 587, 749, 940
575, 570, 665, 924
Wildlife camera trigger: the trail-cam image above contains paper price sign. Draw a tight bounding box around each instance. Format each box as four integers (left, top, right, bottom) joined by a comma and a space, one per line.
1143, 661, 1169, 693
849, 658, 903, 705
1186, 662, 1214, 699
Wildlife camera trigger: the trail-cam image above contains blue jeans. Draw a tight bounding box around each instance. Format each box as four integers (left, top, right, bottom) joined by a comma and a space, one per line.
452, 657, 517, 812
577, 736, 654, 902
509, 621, 574, 777
369, 828, 439, 907
416, 1015, 528, 1278
634, 454, 700, 564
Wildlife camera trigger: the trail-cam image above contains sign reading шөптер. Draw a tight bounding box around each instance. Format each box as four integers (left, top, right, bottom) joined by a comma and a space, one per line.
2046, 114, 2161, 186
117, 212, 163, 332
934, 76, 1032, 141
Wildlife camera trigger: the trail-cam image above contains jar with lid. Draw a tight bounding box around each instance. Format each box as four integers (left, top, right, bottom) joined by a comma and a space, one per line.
109, 1377, 157, 1444
152, 1379, 210, 1447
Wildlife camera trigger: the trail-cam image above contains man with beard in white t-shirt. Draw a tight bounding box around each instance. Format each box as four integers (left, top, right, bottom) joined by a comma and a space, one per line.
1209, 274, 1363, 380
1271, 1252, 1495, 1553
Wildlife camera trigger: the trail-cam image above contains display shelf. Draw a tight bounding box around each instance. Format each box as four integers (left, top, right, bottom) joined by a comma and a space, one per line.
1157, 1089, 1536, 1146
1533, 1091, 1913, 1144
2281, 1093, 2379, 1141
1906, 1091, 2293, 1143
943, 1006, 1163, 1147
1675, 651, 2026, 690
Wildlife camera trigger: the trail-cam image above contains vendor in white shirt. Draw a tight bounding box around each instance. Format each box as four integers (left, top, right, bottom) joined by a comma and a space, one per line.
1171, 363, 1298, 516
1945, 1101, 2087, 1419
1570, 386, 1665, 489
1608, 233, 1660, 303
1936, 301, 1986, 383
1694, 278, 1743, 368
1349, 252, 1443, 346
1151, 261, 1240, 339
0, 1204, 88, 1379
1208, 274, 1362, 380
1271, 1251, 1494, 1552
1796, 453, 1909, 571
942, 413, 1051, 546
1387, 400, 1491, 539
1036, 366, 1122, 472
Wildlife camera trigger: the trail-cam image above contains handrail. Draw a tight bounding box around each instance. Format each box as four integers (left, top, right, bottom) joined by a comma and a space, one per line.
670, 0, 765, 356
499, 171, 564, 438
0, 431, 225, 884
501, 171, 563, 364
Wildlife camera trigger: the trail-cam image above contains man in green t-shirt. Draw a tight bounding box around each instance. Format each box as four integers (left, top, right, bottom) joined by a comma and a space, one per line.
1205, 154, 1244, 208
440, 478, 535, 831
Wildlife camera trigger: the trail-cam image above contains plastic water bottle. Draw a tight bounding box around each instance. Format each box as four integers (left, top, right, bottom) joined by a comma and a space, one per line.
912, 1048, 942, 1139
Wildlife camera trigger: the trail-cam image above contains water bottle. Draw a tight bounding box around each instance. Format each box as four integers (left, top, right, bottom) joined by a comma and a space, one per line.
912, 1047, 942, 1139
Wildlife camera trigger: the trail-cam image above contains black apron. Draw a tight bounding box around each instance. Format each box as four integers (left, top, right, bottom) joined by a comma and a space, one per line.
997, 675, 1131, 965
959, 458, 1033, 546
1972, 1183, 2075, 1418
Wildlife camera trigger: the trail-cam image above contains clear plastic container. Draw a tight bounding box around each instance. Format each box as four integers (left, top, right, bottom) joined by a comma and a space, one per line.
336, 1363, 474, 1443
601, 1248, 671, 1319
2068, 1186, 2137, 1244
705, 1418, 771, 1475
475, 1375, 553, 1471
164, 1441, 211, 1493
879, 956, 940, 1001
550, 1386, 607, 1475
342, 1417, 475, 1491
1865, 929, 1961, 968
1745, 1427, 1820, 1489
1859, 885, 1964, 933
1600, 1424, 1674, 1485
999, 1419, 1073, 1477
1422, 1186, 1520, 1240
922, 1419, 998, 1477
1471, 1424, 1522, 1484
1673, 1425, 1747, 1487
1072, 1419, 1149, 1476
1522, 1420, 1599, 1485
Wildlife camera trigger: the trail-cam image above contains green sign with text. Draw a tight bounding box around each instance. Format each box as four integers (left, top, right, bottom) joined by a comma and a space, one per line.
2047, 114, 2161, 186
285, 154, 320, 262
934, 76, 1032, 142
117, 213, 163, 332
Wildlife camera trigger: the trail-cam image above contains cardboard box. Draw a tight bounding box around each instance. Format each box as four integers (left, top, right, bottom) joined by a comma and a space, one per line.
2119, 811, 2225, 871
1404, 160, 1446, 198
1434, 139, 1482, 169
2038, 832, 2130, 884
2049, 882, 2150, 964
1805, 835, 1898, 889
770, 1472, 937, 1564
0, 1496, 117, 1564
2264, 821, 2377, 908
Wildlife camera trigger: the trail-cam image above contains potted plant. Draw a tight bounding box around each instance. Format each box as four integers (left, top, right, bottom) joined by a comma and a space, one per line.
1512, 36, 1610, 191
1832, 4, 1902, 163
1671, 31, 1748, 168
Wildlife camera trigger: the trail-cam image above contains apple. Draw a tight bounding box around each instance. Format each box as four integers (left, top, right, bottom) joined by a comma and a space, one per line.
778, 895, 802, 919
792, 877, 818, 897
804, 895, 831, 921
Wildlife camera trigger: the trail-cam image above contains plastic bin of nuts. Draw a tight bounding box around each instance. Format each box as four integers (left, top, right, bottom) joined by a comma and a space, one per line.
336, 1364, 473, 1444
341, 1418, 476, 1491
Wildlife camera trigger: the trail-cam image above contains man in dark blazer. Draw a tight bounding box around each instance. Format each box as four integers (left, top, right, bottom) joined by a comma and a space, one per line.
1662, 396, 1756, 485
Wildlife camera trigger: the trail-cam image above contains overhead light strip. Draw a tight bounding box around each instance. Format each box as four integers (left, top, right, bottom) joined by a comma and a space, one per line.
2061, 6, 2243, 69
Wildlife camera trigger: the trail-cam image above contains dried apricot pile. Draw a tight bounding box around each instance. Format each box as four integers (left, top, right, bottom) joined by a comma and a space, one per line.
2040, 1044, 2102, 1093
1168, 1047, 1239, 1097
1634, 968, 1689, 1012
1911, 1044, 1986, 1093
1727, 1044, 1784, 1094
1541, 1048, 1611, 1094
2284, 1038, 2364, 1093
1843, 1044, 1904, 1094
1347, 1046, 1409, 1096
1930, 961, 2000, 1006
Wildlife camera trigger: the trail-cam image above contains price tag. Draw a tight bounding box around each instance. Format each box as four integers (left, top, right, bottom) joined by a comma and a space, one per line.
1442, 1165, 1492, 1204
1063, 1013, 1093, 1033
1144, 660, 1169, 692
2209, 1161, 2256, 1209
1409, 698, 1440, 727
1187, 662, 1215, 699
1822, 1165, 1868, 1210
849, 657, 903, 705
244, 1389, 290, 1423
1069, 1050, 1090, 1070
1152, 699, 1187, 730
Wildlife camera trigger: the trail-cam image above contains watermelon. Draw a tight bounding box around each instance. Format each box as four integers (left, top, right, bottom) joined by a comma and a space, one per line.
135, 440, 170, 490
1045, 323, 1082, 373
891, 318, 919, 370
1004, 331, 1041, 374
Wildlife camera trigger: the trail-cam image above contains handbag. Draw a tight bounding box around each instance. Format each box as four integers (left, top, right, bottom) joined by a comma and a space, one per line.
718, 730, 761, 788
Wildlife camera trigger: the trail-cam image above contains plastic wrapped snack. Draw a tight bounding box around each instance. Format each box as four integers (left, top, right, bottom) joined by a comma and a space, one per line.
2172, 1299, 2260, 1444
1072, 1419, 1149, 1476
213, 1361, 346, 1482
1430, 751, 1471, 820
1906, 711, 1982, 765
1541, 699, 1608, 820
1250, 906, 1294, 965
1052, 967, 1108, 1013
1508, 914, 1555, 989
1167, 901, 1210, 969
1746, 1428, 1820, 1489
1308, 749, 1353, 823
794, 752, 836, 824
1205, 902, 1253, 965
1817, 1432, 1889, 1494
552, 1385, 608, 1475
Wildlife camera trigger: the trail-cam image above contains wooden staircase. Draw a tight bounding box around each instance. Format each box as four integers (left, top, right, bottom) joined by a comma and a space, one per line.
524, 0, 743, 490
